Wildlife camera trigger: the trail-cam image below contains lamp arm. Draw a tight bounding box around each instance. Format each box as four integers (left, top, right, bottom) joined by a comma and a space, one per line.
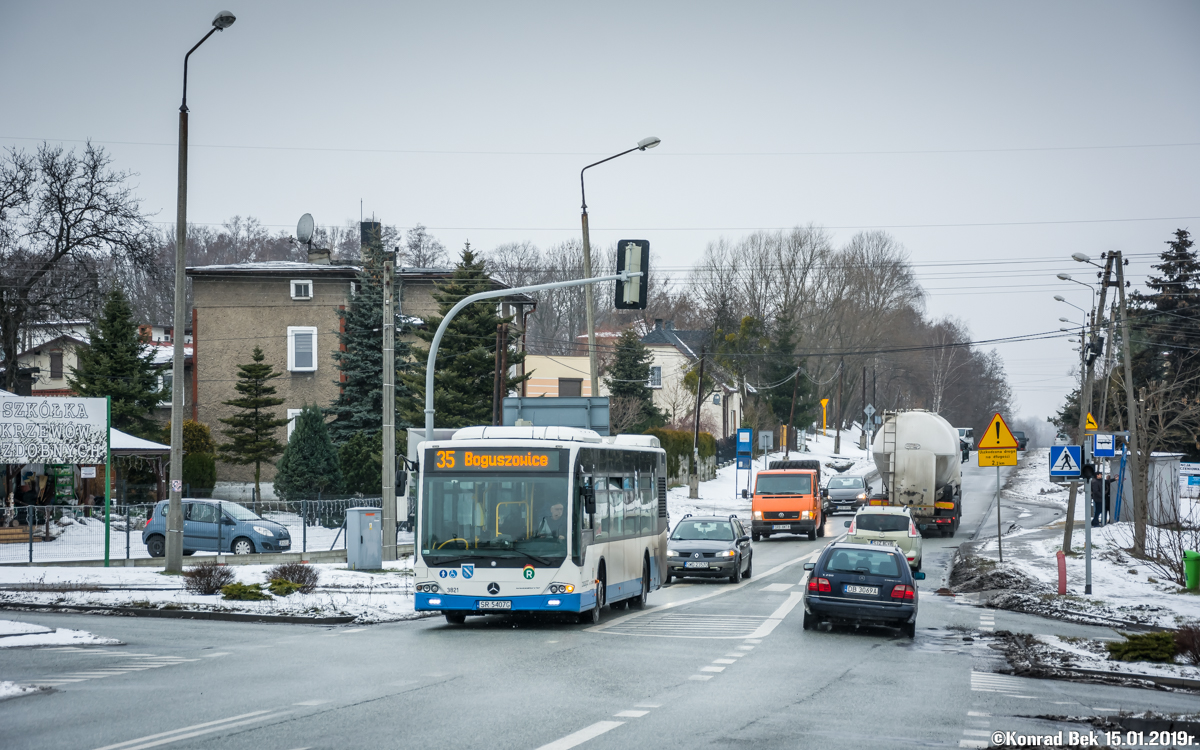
181, 27, 220, 112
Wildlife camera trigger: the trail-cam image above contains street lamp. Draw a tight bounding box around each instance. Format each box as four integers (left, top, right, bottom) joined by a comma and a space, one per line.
579, 136, 660, 399
1053, 294, 1088, 317
167, 10, 236, 574
1057, 272, 1097, 309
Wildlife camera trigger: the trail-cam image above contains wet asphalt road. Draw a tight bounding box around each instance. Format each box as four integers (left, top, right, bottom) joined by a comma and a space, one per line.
2, 456, 1196, 750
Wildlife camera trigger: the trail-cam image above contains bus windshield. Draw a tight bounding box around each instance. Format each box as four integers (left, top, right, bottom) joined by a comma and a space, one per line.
755, 474, 812, 495
421, 475, 569, 563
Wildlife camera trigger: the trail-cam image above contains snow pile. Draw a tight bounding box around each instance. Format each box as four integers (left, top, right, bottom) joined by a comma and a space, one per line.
0, 620, 121, 648
0, 681, 48, 701
0, 559, 421, 624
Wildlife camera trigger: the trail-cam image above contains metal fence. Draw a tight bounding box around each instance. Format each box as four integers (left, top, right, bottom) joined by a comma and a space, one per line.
0, 493, 410, 565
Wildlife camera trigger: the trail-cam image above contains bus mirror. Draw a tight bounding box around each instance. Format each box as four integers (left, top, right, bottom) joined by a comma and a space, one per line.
584, 488, 596, 515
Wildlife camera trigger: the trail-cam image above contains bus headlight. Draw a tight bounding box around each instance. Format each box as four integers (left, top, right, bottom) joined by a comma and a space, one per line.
752, 511, 763, 520
548, 583, 575, 594
417, 583, 439, 593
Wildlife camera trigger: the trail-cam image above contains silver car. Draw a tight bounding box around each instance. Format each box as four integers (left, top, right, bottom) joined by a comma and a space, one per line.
825, 475, 869, 514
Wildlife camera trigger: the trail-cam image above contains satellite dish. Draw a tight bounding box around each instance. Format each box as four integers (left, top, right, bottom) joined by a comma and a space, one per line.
296, 213, 315, 244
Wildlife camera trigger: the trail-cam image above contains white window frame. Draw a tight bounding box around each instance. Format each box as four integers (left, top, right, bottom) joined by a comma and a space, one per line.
290, 279, 313, 300
287, 326, 318, 372
648, 365, 662, 389
158, 368, 173, 407
286, 408, 303, 441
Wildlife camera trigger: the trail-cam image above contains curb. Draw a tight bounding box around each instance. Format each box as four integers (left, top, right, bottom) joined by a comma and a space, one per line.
0, 601, 358, 625
1054, 665, 1200, 691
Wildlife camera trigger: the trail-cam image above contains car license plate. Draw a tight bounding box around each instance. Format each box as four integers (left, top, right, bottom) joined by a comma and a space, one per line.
279, 539, 290, 547
838, 505, 851, 510
844, 585, 878, 596
772, 524, 790, 530
685, 561, 709, 569
478, 600, 511, 610
869, 540, 894, 546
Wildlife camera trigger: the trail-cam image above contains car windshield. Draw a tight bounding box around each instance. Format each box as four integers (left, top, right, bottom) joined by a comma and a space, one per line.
755, 474, 812, 495
671, 520, 734, 541
824, 548, 902, 576
221, 503, 262, 521
828, 477, 864, 489
421, 475, 568, 561
855, 514, 909, 532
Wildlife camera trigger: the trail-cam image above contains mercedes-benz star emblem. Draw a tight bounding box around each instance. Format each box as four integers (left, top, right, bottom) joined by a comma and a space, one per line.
487, 582, 500, 595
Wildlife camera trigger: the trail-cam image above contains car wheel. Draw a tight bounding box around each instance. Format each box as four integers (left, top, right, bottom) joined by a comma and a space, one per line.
182, 550, 195, 556
902, 620, 916, 639
752, 532, 760, 542
762, 533, 772, 539
744, 555, 753, 579
802, 611, 815, 631
730, 558, 742, 584
817, 518, 825, 538
914, 558, 922, 573
145, 534, 165, 558
445, 613, 466, 625
231, 537, 255, 555
630, 562, 649, 609
807, 528, 817, 541
664, 573, 673, 585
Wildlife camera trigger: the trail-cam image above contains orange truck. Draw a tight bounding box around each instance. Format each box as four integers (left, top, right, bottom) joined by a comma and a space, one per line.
750, 459, 824, 541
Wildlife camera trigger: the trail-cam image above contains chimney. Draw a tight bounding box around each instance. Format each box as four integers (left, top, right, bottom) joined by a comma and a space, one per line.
665, 320, 675, 331
654, 319, 663, 331
308, 248, 331, 265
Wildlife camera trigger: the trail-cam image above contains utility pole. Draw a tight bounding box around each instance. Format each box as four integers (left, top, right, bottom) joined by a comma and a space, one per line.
785, 368, 798, 459
833, 358, 844, 454
382, 259, 397, 562
499, 323, 510, 423
492, 324, 504, 425
1063, 254, 1114, 553
861, 366, 867, 449
1115, 252, 1146, 554
689, 347, 706, 500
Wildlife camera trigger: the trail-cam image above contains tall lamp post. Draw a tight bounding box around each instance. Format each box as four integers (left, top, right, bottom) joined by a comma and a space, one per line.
579, 136, 660, 399
167, 10, 236, 574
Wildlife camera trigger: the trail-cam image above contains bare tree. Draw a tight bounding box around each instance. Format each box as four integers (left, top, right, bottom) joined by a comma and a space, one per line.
403, 224, 448, 268
0, 143, 153, 391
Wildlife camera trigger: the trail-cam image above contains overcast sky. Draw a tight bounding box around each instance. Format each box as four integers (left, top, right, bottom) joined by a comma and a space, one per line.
2, 1, 1198, 420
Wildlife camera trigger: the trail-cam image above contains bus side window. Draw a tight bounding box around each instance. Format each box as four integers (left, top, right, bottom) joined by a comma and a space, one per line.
638, 474, 654, 535
594, 479, 608, 540
608, 476, 625, 536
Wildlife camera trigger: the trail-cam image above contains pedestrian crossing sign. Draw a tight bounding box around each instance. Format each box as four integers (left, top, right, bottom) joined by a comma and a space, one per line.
1048, 445, 1082, 477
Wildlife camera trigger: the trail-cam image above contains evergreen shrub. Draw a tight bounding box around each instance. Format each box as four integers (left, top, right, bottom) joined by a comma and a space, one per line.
1105, 631, 1178, 662
220, 582, 272, 601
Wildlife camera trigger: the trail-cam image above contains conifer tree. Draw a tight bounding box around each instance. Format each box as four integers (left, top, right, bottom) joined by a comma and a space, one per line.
217, 346, 289, 503
328, 224, 412, 444
68, 287, 165, 437
274, 404, 343, 500
764, 319, 816, 429
604, 329, 664, 432
400, 243, 527, 428
339, 430, 382, 495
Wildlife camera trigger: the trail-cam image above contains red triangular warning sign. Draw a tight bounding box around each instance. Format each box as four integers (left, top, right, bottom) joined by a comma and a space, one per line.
977, 413, 1019, 449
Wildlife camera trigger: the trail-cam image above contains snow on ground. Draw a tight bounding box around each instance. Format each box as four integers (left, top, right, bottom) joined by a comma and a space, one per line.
1035, 633, 1200, 682
0, 511, 414, 565
0, 558, 421, 624
668, 425, 875, 524
971, 451, 1200, 629
0, 680, 48, 701
0, 621, 121, 648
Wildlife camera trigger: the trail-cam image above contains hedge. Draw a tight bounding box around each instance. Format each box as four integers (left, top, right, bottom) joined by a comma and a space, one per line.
644, 428, 716, 478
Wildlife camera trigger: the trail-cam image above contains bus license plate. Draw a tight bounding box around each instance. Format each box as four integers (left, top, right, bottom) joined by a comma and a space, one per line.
845, 585, 878, 596
685, 561, 709, 569
772, 524, 790, 530
478, 600, 511, 610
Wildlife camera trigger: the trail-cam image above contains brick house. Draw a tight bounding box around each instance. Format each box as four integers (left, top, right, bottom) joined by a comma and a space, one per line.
641, 319, 742, 438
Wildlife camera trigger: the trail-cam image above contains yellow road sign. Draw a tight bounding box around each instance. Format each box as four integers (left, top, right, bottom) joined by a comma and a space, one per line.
978, 448, 1017, 467
1085, 412, 1098, 431
977, 413, 1019, 450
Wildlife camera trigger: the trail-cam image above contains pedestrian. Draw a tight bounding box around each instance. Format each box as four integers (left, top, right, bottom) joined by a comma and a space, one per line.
1090, 475, 1104, 527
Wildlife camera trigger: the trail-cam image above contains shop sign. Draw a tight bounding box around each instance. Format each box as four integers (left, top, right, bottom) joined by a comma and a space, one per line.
0, 396, 108, 464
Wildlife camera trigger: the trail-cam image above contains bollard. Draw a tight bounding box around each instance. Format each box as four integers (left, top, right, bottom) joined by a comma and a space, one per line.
1185, 550, 1200, 591
1056, 550, 1067, 594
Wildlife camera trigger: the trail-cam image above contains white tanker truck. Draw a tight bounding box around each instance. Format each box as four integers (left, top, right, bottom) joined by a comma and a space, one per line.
870, 410, 962, 537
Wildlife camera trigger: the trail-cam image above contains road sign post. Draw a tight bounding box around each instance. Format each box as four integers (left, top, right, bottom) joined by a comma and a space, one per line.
820, 398, 829, 435
736, 427, 753, 501
976, 413, 1020, 562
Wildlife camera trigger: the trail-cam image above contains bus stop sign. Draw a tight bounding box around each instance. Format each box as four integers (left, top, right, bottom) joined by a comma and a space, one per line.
737, 428, 752, 455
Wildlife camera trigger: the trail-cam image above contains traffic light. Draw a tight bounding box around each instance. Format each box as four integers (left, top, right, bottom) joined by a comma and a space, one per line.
614, 239, 649, 310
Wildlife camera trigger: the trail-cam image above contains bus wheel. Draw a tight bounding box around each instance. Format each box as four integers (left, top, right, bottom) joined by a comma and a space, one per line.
579, 604, 600, 625
631, 562, 649, 609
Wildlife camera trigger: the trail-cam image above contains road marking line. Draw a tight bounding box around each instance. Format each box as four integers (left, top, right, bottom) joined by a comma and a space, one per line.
743, 638, 763, 644
700, 666, 725, 672
724, 652, 745, 658
90, 710, 277, 750
962, 730, 990, 736
967, 711, 990, 717
613, 710, 648, 718
587, 549, 825, 633
293, 700, 330, 706
736, 645, 754, 650
202, 652, 230, 658
745, 592, 804, 639
114, 712, 293, 750
688, 675, 713, 681
760, 583, 795, 592
635, 703, 661, 708
1093, 707, 1118, 711
713, 659, 737, 664
533, 720, 625, 750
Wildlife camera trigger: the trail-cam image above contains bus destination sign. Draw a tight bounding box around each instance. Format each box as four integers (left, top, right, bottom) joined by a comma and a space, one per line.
427, 448, 562, 472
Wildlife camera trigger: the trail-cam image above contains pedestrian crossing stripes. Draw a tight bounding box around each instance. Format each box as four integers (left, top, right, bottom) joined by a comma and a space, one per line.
969, 671, 1034, 697
31, 653, 199, 687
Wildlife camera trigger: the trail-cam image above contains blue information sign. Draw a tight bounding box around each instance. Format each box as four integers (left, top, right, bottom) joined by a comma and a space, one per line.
737, 456, 751, 470
1092, 433, 1116, 458
737, 428, 753, 455
1049, 445, 1082, 477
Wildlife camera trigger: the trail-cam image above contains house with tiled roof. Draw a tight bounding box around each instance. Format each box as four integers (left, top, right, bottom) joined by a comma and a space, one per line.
640, 319, 742, 438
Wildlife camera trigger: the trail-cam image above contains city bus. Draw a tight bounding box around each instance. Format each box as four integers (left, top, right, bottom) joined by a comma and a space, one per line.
413, 426, 668, 624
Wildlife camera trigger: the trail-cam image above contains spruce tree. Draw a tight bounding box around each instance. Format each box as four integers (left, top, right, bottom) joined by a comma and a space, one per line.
400, 243, 527, 428
604, 329, 664, 432
339, 430, 382, 495
68, 287, 166, 437
328, 224, 412, 444
273, 404, 343, 500
764, 319, 816, 429
217, 347, 289, 503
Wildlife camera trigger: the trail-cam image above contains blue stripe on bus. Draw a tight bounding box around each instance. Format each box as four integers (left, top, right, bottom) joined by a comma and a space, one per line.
416, 592, 585, 613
